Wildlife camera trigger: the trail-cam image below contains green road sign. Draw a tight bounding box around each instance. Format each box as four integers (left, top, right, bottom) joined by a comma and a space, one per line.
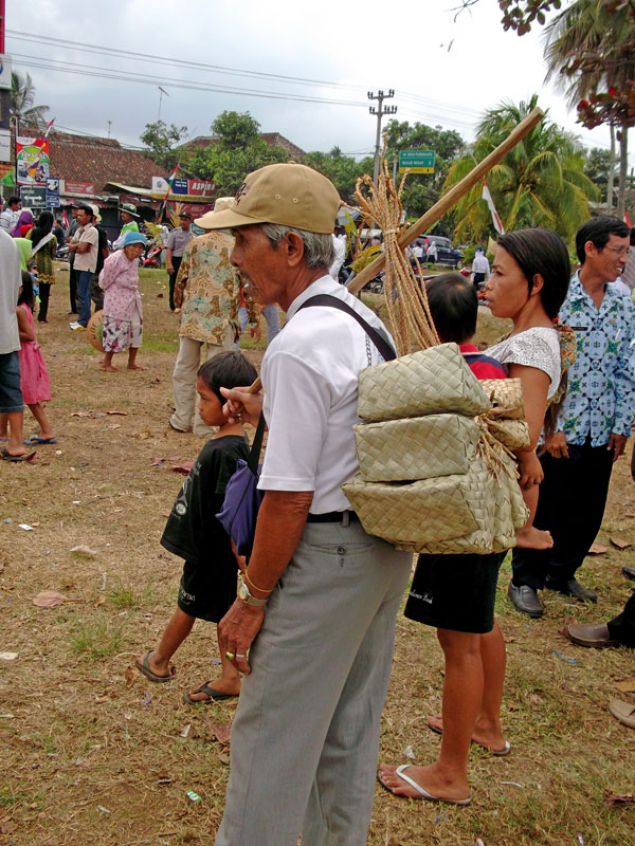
399, 149, 435, 174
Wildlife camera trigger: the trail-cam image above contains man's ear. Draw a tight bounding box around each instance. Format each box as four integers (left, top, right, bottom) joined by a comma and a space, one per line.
285, 231, 305, 267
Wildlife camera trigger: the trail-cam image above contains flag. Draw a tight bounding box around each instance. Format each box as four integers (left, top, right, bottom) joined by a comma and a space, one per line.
481, 180, 505, 235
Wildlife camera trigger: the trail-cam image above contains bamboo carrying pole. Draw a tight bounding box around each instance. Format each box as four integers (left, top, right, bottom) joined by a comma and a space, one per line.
346, 106, 544, 295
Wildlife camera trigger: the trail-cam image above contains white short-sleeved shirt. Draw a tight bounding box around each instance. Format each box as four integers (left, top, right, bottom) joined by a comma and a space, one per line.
258, 275, 393, 513
487, 326, 561, 400
73, 224, 99, 272
0, 230, 21, 354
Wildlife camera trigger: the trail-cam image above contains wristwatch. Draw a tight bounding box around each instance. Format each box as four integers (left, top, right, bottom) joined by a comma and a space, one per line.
237, 572, 268, 607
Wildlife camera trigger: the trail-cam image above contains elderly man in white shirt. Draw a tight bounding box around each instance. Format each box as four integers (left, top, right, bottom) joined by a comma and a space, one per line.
201, 163, 410, 846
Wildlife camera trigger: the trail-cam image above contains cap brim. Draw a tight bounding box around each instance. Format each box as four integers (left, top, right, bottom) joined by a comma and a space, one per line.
194, 208, 266, 231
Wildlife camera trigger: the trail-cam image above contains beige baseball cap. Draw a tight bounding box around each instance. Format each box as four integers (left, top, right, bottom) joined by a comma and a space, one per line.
195, 163, 341, 234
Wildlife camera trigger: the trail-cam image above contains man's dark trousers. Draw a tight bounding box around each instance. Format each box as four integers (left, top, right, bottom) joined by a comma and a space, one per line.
512, 440, 614, 588
608, 592, 635, 646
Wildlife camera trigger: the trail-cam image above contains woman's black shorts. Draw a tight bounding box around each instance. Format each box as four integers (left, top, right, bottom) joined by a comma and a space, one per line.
404, 551, 506, 634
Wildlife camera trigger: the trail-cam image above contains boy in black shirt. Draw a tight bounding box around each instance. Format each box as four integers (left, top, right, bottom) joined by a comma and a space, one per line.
136, 351, 257, 703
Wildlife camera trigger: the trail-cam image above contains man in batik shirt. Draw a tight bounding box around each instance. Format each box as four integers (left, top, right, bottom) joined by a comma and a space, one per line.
509, 217, 635, 618
169, 199, 257, 436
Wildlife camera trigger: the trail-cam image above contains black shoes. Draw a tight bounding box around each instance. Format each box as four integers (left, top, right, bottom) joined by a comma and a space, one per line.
545, 576, 597, 603
507, 582, 544, 618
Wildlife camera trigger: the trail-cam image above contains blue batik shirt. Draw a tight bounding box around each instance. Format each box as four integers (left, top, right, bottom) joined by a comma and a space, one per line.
558, 272, 635, 446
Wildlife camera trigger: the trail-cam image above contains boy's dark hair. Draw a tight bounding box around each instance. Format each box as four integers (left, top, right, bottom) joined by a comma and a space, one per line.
575, 216, 629, 264
197, 351, 257, 403
426, 272, 478, 343
497, 228, 570, 319
18, 271, 35, 309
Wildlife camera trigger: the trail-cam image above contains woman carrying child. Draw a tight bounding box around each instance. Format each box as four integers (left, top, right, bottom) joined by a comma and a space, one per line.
136, 351, 258, 704
379, 233, 571, 805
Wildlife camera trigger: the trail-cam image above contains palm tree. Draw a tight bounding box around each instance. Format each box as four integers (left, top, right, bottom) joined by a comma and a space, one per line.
443, 96, 598, 244
543, 0, 635, 216
10, 71, 49, 129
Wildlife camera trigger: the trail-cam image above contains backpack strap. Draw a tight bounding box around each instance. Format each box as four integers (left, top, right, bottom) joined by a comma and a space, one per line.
298, 293, 397, 362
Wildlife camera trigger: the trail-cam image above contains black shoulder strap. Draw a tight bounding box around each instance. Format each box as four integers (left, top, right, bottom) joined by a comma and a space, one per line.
298, 293, 396, 361
247, 413, 266, 474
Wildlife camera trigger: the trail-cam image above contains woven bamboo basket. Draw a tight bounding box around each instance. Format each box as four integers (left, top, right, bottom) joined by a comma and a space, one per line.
358, 343, 491, 422
354, 413, 481, 482
87, 310, 105, 353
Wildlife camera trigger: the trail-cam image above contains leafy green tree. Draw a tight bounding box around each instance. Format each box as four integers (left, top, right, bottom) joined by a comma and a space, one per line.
10, 71, 49, 129
444, 96, 598, 244
543, 0, 635, 215
211, 111, 261, 148
140, 121, 189, 169
187, 111, 289, 196
383, 120, 466, 220
303, 148, 374, 202
583, 146, 617, 200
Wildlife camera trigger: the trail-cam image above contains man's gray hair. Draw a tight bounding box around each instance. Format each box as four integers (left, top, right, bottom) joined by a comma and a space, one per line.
262, 223, 334, 269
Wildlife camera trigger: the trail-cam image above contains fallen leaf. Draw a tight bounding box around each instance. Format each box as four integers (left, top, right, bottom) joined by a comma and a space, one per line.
70, 545, 98, 558
588, 543, 608, 555
33, 590, 66, 608
171, 462, 194, 475
0, 651, 18, 661
107, 410, 128, 416
615, 677, 635, 693
209, 722, 231, 747
610, 537, 632, 550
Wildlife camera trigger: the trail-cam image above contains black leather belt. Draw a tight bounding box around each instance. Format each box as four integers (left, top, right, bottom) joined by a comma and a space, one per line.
306, 511, 359, 524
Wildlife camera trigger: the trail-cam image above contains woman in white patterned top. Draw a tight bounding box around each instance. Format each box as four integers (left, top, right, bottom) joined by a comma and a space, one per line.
486, 229, 571, 549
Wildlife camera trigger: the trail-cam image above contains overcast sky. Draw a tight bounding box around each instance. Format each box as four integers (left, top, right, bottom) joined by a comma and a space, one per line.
7, 0, 626, 167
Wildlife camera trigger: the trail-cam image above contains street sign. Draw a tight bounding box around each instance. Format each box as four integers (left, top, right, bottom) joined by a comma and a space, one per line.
20, 185, 47, 208
46, 178, 60, 208
399, 150, 436, 174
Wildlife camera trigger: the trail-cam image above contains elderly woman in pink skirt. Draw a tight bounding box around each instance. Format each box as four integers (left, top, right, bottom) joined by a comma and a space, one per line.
98, 231, 147, 372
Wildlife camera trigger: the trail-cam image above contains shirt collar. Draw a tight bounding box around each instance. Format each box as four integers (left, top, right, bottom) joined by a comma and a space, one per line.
569, 269, 619, 304
286, 274, 340, 320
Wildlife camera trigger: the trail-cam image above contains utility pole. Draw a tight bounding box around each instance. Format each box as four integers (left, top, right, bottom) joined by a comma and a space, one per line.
368, 89, 397, 185
157, 86, 169, 121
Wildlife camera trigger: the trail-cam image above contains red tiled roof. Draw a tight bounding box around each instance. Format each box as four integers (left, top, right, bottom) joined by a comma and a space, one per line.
32, 129, 160, 190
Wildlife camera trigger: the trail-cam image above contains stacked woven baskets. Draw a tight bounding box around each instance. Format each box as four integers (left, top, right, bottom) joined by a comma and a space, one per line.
343, 343, 530, 554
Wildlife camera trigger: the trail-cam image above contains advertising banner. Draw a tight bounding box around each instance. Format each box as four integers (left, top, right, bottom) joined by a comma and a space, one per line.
16, 136, 50, 184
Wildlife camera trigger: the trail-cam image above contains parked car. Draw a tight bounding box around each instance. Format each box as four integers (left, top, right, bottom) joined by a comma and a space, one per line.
415, 235, 463, 268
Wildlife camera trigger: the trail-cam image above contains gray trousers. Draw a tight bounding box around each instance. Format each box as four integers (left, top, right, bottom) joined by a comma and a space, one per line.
215, 519, 411, 846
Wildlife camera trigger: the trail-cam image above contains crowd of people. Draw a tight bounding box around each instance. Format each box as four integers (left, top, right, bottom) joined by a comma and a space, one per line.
1, 162, 634, 842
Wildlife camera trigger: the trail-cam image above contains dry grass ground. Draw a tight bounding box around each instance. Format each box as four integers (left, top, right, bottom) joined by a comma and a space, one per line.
1, 268, 633, 846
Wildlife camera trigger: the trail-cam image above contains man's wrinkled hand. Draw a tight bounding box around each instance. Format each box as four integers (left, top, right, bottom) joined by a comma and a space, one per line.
218, 599, 265, 674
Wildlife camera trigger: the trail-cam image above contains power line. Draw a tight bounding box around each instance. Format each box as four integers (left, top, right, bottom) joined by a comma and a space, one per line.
8, 30, 370, 93
11, 53, 369, 108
